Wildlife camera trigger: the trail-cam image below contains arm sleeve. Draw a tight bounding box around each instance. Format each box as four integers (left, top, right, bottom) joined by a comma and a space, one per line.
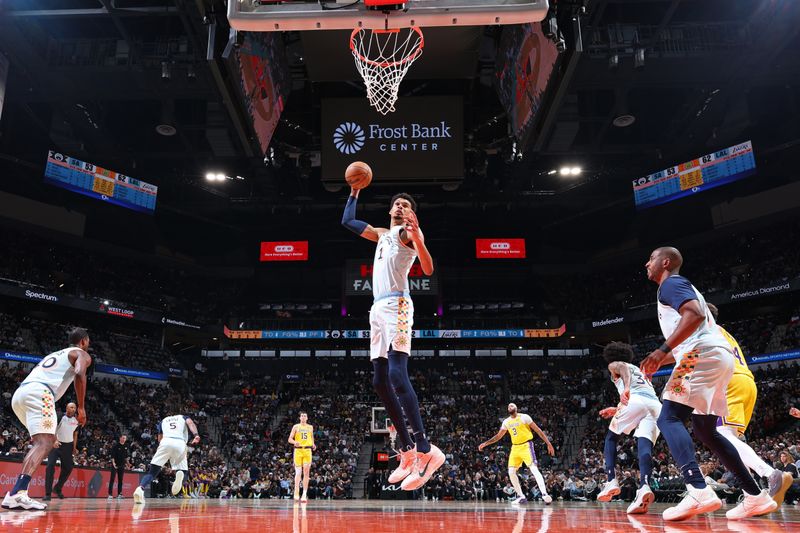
658, 276, 698, 311
341, 195, 369, 236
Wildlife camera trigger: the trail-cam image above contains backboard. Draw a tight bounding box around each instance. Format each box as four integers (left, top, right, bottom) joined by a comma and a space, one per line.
228, 0, 549, 32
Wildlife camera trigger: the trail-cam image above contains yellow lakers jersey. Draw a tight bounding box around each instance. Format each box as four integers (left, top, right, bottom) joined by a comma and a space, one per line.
719, 326, 754, 380
295, 423, 314, 446
502, 413, 534, 445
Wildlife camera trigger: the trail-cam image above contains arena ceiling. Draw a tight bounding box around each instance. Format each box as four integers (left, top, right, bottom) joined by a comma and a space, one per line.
0, 0, 799, 233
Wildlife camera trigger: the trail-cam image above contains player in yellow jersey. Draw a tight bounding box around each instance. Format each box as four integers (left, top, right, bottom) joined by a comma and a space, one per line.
478, 403, 555, 506
288, 412, 316, 502
708, 303, 794, 506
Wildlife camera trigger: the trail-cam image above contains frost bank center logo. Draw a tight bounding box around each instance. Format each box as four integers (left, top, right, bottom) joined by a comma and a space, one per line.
333, 122, 365, 154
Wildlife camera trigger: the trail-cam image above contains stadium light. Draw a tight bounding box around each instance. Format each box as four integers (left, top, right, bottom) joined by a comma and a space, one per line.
570, 167, 582, 175
547, 169, 557, 175
559, 167, 571, 176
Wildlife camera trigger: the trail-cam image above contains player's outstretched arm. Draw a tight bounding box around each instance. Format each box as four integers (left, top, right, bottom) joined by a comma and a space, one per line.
608, 361, 631, 405
288, 424, 298, 447
529, 421, 555, 456
342, 188, 386, 242
402, 210, 433, 275
478, 429, 507, 451
71, 349, 92, 426
186, 417, 201, 445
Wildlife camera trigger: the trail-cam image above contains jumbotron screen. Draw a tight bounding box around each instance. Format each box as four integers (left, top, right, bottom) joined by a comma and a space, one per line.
632, 141, 756, 210
44, 151, 158, 214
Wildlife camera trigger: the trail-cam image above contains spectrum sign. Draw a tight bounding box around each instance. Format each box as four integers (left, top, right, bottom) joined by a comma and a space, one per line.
475, 238, 526, 259
260, 241, 309, 262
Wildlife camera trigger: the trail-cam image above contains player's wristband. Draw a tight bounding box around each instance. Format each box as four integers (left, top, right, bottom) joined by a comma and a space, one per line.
659, 342, 672, 353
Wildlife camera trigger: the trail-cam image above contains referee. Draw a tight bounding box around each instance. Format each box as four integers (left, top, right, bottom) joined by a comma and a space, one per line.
44, 402, 80, 500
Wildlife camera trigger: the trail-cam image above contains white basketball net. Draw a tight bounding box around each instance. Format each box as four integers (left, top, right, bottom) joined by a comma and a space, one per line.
350, 27, 424, 115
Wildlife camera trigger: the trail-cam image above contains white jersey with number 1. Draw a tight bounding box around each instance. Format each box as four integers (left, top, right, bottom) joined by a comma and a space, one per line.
372, 224, 417, 300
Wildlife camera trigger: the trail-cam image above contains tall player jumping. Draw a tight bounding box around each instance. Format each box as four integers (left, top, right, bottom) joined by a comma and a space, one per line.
2, 328, 92, 510
639, 247, 776, 521
342, 184, 445, 491
596, 342, 661, 514
478, 403, 555, 505
288, 411, 316, 502
706, 303, 794, 506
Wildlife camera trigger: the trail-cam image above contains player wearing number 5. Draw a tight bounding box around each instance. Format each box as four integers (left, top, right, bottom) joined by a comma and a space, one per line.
478, 403, 554, 506
133, 414, 201, 504
3, 328, 92, 511
289, 412, 316, 502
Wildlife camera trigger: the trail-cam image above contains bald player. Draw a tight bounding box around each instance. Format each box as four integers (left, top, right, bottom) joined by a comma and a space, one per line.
640, 247, 776, 521
43, 402, 79, 500
478, 403, 555, 505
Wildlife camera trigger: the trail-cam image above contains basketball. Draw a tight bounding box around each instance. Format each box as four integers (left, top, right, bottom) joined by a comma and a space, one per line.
345, 161, 372, 190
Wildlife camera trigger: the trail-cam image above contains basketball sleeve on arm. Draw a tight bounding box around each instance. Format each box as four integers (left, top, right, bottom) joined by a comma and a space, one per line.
341, 195, 369, 236
658, 276, 698, 311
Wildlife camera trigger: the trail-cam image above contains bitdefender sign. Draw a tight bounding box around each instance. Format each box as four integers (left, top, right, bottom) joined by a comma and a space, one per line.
321, 96, 463, 182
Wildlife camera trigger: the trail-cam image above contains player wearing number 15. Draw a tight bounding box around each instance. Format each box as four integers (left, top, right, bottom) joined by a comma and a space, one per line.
2, 328, 92, 511
288, 412, 316, 502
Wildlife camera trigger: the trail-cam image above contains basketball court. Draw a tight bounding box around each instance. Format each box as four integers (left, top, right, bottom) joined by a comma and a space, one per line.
2, 499, 799, 532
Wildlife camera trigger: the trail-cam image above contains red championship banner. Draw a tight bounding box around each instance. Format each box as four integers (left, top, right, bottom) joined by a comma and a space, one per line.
0, 459, 138, 498
260, 241, 309, 262
476, 238, 526, 259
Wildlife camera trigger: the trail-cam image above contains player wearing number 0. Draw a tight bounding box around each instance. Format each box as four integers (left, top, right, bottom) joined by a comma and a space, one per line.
2, 328, 92, 511
596, 342, 661, 514
706, 303, 794, 507
288, 412, 316, 502
478, 403, 555, 505
133, 414, 201, 504
341, 184, 445, 491
639, 247, 776, 521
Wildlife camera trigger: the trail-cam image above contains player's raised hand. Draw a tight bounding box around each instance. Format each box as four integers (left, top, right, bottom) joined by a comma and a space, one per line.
403, 210, 424, 243
77, 406, 87, 426
191, 435, 201, 445
599, 407, 617, 419
790, 407, 800, 419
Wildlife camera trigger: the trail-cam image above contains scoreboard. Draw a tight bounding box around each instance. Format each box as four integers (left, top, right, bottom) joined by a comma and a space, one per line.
632, 141, 756, 210
44, 151, 158, 214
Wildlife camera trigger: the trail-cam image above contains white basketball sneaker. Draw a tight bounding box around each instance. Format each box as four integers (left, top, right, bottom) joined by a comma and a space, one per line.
171, 471, 185, 496
388, 448, 417, 484
725, 489, 778, 520
626, 485, 655, 514
133, 486, 145, 504
2, 491, 47, 510
543, 494, 553, 504
662, 485, 721, 521
597, 478, 620, 502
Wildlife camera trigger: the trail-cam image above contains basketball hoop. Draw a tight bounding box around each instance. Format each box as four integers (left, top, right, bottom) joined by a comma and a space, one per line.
350, 26, 424, 115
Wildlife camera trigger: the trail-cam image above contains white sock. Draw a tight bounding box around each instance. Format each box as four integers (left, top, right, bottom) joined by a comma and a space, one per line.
717, 425, 775, 478
529, 464, 548, 496
508, 468, 524, 499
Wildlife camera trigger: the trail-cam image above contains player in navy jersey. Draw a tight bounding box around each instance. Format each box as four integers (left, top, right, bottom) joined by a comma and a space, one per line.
639, 247, 776, 521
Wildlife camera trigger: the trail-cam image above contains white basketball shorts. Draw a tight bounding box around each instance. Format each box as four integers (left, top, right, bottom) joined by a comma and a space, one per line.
369, 296, 414, 360
609, 394, 662, 444
662, 345, 733, 417
11, 382, 57, 436
151, 438, 188, 471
